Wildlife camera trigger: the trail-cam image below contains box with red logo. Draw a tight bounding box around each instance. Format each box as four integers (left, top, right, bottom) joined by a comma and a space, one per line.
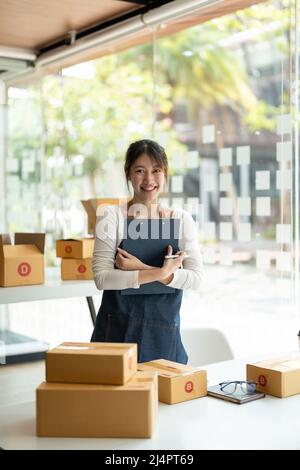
36, 370, 158, 438
0, 233, 45, 287
138, 358, 207, 404
247, 354, 300, 398
46, 342, 137, 385
56, 238, 94, 259
61, 258, 93, 280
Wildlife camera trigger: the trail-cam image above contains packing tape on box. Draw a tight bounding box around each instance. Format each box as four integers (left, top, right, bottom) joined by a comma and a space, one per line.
56, 344, 135, 352
142, 361, 196, 376
254, 356, 300, 370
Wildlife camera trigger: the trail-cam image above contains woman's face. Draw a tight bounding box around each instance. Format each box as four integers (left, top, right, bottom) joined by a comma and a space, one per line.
128, 153, 166, 203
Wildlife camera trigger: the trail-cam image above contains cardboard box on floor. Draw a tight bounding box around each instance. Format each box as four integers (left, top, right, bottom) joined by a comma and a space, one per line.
81, 198, 123, 235
0, 233, 45, 287
138, 358, 207, 404
247, 354, 300, 398
56, 238, 94, 259
46, 342, 137, 385
61, 258, 93, 280
36, 371, 158, 438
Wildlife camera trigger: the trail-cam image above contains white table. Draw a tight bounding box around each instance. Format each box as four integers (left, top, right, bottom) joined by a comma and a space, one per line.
0, 271, 100, 324
0, 359, 299, 450
0, 273, 100, 362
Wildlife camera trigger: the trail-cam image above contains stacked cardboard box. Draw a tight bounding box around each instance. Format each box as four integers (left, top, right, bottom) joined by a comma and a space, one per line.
56, 238, 94, 280
0, 233, 45, 287
36, 342, 158, 437
138, 359, 207, 404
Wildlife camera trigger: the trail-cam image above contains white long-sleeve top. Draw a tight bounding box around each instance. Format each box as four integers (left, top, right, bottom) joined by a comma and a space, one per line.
92, 204, 204, 291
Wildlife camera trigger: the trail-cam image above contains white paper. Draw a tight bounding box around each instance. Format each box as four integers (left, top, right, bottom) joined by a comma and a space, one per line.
276, 114, 291, 135
276, 141, 292, 161
276, 251, 291, 272
256, 171, 270, 190
202, 125, 215, 144
237, 223, 251, 242
6, 159, 19, 172
276, 170, 292, 190
256, 197, 271, 216
204, 222, 216, 241
276, 224, 291, 244
203, 246, 216, 264
22, 159, 35, 172
171, 175, 184, 193
187, 151, 199, 169
236, 146, 250, 165
237, 197, 251, 216
171, 198, 184, 210
172, 154, 184, 171
219, 148, 232, 166
220, 222, 232, 241
220, 197, 233, 216
220, 247, 233, 266
203, 174, 217, 191
186, 197, 199, 215
256, 250, 272, 270
159, 197, 170, 208
219, 173, 232, 191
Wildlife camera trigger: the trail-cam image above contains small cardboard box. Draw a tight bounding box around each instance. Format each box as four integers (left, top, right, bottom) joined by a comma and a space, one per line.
81, 198, 123, 234
247, 354, 300, 398
56, 238, 94, 259
61, 258, 93, 280
46, 342, 137, 385
138, 358, 207, 404
0, 233, 45, 287
36, 371, 158, 438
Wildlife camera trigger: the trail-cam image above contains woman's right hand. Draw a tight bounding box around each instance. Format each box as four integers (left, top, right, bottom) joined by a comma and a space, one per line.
161, 245, 186, 279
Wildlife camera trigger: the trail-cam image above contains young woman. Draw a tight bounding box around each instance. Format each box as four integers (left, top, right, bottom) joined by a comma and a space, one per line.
91, 139, 203, 364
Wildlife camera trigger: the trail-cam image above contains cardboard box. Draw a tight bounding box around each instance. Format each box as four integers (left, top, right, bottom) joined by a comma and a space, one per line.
36, 371, 158, 438
56, 238, 94, 259
81, 198, 123, 234
138, 358, 207, 404
61, 258, 93, 280
0, 233, 45, 287
46, 342, 137, 385
247, 354, 300, 398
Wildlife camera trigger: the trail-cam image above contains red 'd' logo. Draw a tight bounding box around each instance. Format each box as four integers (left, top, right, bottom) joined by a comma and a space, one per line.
65, 245, 72, 254
185, 381, 194, 393
78, 264, 86, 274
258, 374, 267, 387
17, 262, 31, 277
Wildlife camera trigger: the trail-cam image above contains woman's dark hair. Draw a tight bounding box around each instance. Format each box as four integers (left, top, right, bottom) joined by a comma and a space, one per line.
124, 139, 168, 184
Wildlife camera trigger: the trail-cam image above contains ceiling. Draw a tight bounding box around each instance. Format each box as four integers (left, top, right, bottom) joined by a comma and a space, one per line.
0, 0, 267, 83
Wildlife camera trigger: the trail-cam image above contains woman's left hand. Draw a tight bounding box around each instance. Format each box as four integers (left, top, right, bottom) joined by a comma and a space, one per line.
115, 247, 148, 271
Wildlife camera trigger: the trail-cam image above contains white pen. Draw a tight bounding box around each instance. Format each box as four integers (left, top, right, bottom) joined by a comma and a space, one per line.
165, 254, 189, 259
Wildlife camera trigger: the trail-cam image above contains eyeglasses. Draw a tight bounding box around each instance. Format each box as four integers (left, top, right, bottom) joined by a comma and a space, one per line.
219, 381, 257, 395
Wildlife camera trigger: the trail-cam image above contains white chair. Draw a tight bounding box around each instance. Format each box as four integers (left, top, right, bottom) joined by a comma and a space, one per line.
181, 327, 234, 366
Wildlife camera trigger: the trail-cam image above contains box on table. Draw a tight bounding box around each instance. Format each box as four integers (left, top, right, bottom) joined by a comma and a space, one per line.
138, 358, 207, 404
36, 371, 158, 438
81, 198, 122, 235
61, 258, 93, 280
56, 238, 94, 259
0, 233, 45, 287
46, 342, 137, 385
247, 354, 300, 398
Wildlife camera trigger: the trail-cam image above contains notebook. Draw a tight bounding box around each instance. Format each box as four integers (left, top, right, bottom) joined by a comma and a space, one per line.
120, 218, 180, 295
207, 384, 265, 404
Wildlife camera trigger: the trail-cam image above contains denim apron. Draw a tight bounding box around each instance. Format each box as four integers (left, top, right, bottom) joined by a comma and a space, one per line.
91, 238, 188, 364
